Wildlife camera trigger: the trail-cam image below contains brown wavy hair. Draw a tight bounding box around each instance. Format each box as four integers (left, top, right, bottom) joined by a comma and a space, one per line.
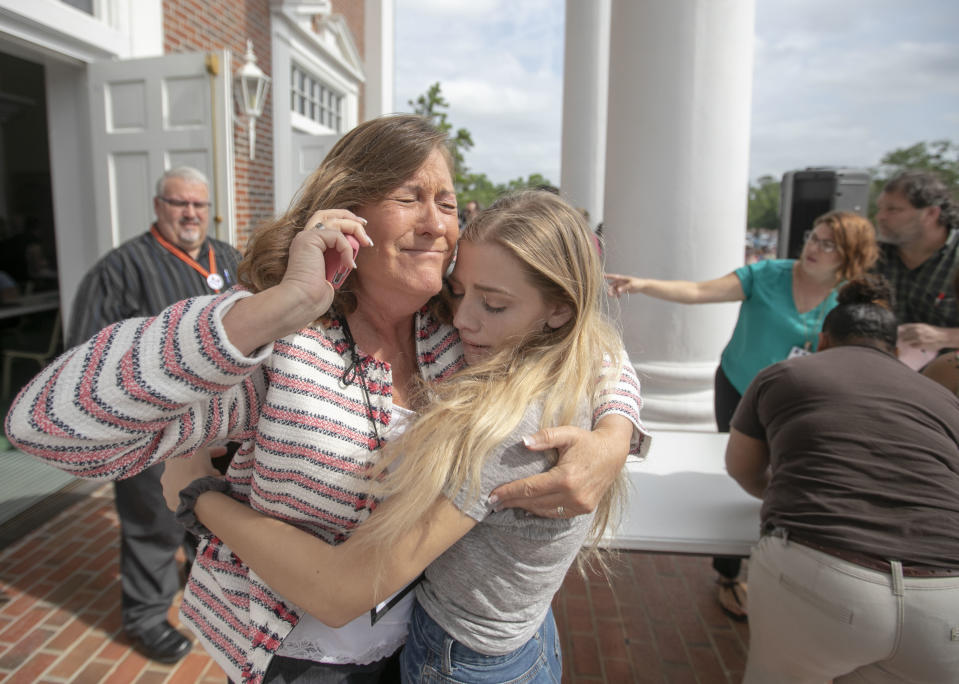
237, 114, 453, 313
813, 210, 879, 282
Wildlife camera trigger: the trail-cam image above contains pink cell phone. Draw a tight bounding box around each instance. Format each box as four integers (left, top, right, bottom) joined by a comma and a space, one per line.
324, 234, 360, 289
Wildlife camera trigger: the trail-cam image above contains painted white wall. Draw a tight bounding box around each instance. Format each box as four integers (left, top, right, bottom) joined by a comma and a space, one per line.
602, 0, 756, 430
559, 0, 609, 226
0, 0, 162, 60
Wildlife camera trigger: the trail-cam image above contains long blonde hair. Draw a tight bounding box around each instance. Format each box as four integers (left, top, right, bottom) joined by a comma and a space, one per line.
356, 190, 628, 577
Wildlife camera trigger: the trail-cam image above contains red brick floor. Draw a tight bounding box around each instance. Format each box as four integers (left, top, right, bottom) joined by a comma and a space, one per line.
0, 485, 748, 683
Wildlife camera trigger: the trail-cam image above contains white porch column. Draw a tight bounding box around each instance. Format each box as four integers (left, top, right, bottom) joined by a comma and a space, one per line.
559, 0, 610, 225
602, 0, 756, 431
363, 0, 394, 119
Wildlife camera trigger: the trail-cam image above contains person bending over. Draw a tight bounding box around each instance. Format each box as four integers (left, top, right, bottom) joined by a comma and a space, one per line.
727, 275, 959, 683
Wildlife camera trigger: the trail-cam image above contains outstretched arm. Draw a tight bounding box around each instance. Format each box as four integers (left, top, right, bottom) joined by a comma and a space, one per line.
163, 453, 476, 627
606, 272, 744, 304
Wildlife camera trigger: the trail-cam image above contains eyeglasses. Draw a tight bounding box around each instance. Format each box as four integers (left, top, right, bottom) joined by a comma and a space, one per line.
158, 197, 211, 211
803, 230, 837, 253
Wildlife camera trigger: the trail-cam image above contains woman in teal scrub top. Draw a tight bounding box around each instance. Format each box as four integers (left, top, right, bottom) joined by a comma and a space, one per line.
606, 209, 877, 620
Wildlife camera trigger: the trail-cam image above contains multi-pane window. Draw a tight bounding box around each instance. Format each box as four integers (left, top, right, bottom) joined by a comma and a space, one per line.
291, 65, 343, 132
60, 0, 94, 13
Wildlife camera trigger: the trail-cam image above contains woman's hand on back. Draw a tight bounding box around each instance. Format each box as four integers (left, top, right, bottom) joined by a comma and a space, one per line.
489, 415, 633, 518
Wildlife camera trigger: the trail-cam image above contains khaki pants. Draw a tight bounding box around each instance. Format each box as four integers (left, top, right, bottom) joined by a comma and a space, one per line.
744, 534, 959, 684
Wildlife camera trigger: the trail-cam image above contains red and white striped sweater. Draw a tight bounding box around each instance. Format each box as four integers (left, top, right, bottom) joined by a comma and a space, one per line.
5, 290, 646, 683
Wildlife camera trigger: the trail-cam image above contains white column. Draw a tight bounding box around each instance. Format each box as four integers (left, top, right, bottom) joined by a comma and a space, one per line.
363, 0, 394, 119
602, 0, 756, 431
559, 0, 610, 225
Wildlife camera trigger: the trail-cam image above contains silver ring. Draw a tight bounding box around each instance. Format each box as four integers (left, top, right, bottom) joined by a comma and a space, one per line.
312, 221, 325, 231
556, 505, 565, 518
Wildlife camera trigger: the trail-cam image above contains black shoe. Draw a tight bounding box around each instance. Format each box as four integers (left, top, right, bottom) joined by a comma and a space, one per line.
128, 620, 191, 664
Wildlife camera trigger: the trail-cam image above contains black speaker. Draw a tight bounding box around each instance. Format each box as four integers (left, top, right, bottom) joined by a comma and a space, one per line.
778, 167, 871, 259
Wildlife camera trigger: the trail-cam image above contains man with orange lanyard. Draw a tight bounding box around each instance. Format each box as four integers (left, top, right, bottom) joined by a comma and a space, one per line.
68, 166, 242, 664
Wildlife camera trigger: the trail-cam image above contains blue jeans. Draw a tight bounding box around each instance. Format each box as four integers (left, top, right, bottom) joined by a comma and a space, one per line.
400, 601, 562, 683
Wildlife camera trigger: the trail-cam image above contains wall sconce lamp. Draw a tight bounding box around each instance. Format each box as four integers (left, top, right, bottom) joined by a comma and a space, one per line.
235, 40, 271, 160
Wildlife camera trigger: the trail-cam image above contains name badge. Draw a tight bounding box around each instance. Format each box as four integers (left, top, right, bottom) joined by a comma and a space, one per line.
787, 345, 811, 360
207, 273, 224, 290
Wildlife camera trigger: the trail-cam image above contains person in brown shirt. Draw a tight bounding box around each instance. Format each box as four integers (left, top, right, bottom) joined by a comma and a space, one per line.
727, 275, 959, 683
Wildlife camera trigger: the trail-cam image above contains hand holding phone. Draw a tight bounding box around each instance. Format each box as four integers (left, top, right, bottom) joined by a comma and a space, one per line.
324, 234, 360, 289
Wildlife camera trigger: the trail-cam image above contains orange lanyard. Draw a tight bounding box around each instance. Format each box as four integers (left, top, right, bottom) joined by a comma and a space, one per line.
150, 225, 221, 292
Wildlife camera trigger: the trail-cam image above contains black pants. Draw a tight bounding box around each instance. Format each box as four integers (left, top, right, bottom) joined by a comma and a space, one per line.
114, 461, 191, 635
253, 651, 402, 684
713, 365, 743, 579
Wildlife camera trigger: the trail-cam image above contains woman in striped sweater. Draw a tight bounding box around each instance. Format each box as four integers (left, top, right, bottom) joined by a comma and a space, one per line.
6, 115, 645, 684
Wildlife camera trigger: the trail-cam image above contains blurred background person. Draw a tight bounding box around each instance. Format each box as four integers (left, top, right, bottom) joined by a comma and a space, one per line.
876, 170, 959, 360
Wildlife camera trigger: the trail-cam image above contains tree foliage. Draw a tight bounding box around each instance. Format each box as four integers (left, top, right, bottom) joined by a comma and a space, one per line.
408, 82, 474, 191
747, 175, 781, 231
867, 139, 959, 214
407, 82, 554, 208
874, 139, 959, 187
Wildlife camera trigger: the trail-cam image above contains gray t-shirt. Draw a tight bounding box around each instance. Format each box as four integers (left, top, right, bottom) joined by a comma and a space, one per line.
415, 403, 594, 655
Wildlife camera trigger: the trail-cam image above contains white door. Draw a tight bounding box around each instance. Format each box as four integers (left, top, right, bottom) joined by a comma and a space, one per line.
287, 130, 341, 208
88, 51, 235, 254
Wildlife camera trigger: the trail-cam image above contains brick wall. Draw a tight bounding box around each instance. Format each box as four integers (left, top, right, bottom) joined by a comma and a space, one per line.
163, 0, 366, 249
164, 0, 272, 250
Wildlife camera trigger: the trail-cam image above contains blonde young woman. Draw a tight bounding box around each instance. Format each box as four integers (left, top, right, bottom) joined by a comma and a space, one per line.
162, 191, 646, 683
606, 210, 878, 620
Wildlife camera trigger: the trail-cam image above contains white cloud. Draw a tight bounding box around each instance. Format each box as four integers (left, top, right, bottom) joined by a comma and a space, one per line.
395, 0, 564, 184
394, 0, 959, 187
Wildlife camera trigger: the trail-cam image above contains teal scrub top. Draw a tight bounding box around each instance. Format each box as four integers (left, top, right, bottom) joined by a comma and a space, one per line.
720, 259, 840, 394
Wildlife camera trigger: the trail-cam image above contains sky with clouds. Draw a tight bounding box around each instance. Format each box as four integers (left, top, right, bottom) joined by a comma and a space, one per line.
393, 0, 959, 186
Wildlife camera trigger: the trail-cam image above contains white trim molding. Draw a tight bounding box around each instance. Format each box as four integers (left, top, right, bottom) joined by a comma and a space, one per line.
0, 0, 162, 62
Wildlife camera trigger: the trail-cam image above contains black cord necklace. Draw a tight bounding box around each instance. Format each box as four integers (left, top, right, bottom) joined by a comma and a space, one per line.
339, 315, 424, 624
338, 314, 383, 450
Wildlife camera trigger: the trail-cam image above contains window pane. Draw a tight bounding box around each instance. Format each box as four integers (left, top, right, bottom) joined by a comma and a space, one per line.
60, 0, 93, 14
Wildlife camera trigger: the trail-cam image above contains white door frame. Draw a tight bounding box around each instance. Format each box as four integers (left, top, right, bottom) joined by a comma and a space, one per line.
0, 0, 237, 328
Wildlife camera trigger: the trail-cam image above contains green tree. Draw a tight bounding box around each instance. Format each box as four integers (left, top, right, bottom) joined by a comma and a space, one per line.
868, 139, 959, 214
747, 174, 781, 231
407, 82, 554, 207
408, 82, 474, 191
458, 172, 499, 208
